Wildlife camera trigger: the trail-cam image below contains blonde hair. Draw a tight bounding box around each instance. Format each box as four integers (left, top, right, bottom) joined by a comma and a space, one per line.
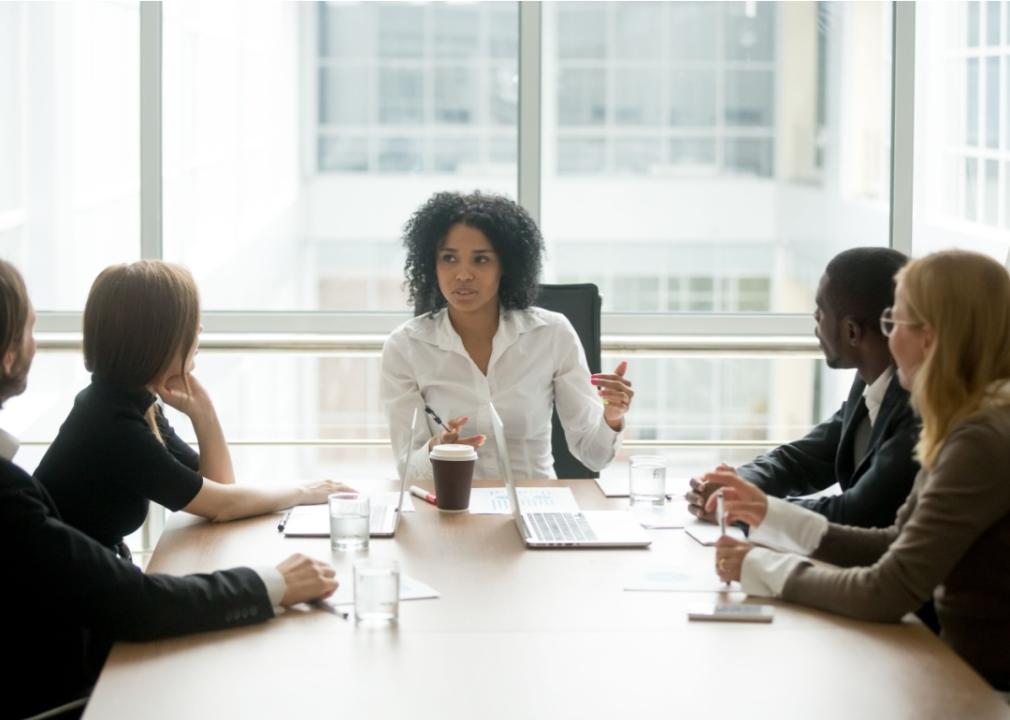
83, 261, 200, 443
897, 250, 1010, 467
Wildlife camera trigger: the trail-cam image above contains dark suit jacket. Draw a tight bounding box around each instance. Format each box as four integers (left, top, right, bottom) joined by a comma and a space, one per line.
0, 458, 273, 720
737, 371, 919, 528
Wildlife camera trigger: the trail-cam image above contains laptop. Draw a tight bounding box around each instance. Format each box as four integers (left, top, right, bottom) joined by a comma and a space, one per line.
489, 403, 651, 549
369, 406, 417, 536
282, 408, 415, 539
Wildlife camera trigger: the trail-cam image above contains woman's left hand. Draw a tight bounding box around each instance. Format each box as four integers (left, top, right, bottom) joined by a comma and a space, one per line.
593, 360, 633, 430
156, 373, 214, 421
714, 536, 754, 583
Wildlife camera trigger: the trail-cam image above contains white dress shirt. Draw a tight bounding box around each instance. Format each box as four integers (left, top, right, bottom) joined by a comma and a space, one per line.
740, 496, 829, 597
0, 426, 286, 611
863, 366, 893, 427
381, 306, 622, 481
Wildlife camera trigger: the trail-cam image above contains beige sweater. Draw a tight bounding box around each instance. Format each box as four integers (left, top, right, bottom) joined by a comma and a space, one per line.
783, 403, 1010, 690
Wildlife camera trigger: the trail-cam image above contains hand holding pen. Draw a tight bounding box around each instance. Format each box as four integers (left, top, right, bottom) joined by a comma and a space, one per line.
424, 406, 485, 451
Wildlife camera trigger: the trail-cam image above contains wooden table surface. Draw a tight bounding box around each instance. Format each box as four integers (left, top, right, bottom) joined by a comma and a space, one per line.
85, 480, 1010, 720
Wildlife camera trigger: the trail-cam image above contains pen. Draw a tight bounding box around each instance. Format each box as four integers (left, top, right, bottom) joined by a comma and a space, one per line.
716, 493, 730, 588
409, 485, 438, 506
310, 599, 350, 620
277, 509, 293, 533
424, 405, 452, 433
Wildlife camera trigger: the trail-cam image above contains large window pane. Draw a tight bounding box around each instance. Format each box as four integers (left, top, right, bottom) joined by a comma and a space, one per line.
0, 1, 139, 311
914, 2, 1010, 254
163, 1, 518, 311
543, 1, 892, 317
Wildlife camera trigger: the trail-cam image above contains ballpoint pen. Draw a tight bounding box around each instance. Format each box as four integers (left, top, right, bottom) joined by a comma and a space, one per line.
277, 509, 293, 533
409, 485, 438, 506
716, 492, 730, 588
310, 599, 350, 619
424, 405, 452, 433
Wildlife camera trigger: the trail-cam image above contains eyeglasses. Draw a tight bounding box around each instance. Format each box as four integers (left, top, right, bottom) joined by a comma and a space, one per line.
880, 307, 919, 337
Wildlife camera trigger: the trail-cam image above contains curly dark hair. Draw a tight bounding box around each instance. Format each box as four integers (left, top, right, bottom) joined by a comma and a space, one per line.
402, 191, 544, 314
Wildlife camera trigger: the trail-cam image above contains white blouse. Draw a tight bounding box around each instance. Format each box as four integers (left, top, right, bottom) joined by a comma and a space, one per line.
380, 306, 622, 481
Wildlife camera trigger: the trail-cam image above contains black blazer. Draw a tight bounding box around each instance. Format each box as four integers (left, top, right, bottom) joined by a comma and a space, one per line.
737, 371, 919, 528
0, 458, 273, 719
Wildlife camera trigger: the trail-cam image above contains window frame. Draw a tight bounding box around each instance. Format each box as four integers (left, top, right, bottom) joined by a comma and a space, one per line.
30, 1, 915, 345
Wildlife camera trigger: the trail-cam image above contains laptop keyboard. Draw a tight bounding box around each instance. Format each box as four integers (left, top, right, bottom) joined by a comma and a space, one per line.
526, 512, 597, 543
369, 505, 393, 532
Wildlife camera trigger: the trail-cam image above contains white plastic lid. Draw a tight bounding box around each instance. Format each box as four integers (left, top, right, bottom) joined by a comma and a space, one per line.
429, 443, 478, 461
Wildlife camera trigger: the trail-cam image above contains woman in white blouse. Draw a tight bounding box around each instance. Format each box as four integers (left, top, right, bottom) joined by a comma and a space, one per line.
381, 191, 634, 482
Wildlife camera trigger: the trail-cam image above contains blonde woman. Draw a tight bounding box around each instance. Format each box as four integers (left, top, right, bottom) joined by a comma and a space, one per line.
702, 250, 1010, 690
36, 261, 350, 557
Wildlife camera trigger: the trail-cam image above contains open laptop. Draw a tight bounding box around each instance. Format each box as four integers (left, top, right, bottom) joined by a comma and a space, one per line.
282, 408, 414, 539
369, 406, 417, 536
489, 403, 650, 548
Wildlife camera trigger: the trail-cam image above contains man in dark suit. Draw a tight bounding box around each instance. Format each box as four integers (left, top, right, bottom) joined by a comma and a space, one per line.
688, 247, 919, 528
0, 260, 338, 719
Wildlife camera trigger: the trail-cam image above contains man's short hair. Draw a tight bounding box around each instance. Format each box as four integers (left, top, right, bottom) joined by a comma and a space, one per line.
824, 247, 909, 334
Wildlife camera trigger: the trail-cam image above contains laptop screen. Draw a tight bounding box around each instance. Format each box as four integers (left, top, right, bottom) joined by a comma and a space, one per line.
488, 402, 522, 521
394, 406, 418, 514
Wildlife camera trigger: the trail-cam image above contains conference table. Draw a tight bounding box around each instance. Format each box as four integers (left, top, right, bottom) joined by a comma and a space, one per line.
86, 479, 1009, 719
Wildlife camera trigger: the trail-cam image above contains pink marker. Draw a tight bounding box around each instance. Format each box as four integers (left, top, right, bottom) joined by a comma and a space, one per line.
409, 485, 437, 506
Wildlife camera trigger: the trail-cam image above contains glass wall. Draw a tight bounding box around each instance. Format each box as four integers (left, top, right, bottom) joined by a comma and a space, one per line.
0, 1, 140, 311
162, 1, 519, 311
914, 0, 1010, 260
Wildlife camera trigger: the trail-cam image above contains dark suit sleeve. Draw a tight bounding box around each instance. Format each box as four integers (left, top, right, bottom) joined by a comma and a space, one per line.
736, 404, 845, 498
791, 409, 919, 527
5, 475, 272, 641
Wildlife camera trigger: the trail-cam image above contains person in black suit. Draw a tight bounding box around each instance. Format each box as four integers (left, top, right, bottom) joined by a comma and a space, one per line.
688, 247, 919, 528
0, 260, 338, 719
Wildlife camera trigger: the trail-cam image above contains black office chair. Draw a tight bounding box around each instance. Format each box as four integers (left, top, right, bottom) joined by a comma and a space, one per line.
535, 283, 602, 479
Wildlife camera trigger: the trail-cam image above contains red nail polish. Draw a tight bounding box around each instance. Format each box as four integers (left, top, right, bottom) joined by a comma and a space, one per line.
590, 378, 599, 385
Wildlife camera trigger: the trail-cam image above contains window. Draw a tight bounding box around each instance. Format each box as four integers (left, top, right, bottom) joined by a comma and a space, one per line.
163, 1, 519, 311
913, 0, 1010, 257
542, 1, 893, 318
0, 1, 140, 311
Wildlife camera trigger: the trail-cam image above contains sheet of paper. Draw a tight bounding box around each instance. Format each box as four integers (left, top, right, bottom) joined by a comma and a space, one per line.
282, 492, 415, 537
594, 475, 686, 499
683, 522, 746, 546
624, 568, 742, 593
324, 573, 440, 608
631, 501, 695, 529
467, 487, 580, 515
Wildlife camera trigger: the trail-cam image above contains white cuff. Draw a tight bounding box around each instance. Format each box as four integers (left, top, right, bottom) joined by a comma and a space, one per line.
254, 565, 286, 616
749, 496, 829, 555
740, 547, 808, 598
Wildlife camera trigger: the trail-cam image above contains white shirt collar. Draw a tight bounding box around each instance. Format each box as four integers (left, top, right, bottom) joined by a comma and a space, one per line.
0, 427, 20, 461
407, 307, 548, 356
862, 366, 894, 427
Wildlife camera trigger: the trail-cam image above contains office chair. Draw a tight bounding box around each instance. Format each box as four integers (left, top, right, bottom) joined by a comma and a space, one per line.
535, 283, 602, 479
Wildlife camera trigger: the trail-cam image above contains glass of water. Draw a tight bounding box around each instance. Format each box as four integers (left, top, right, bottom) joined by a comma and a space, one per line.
329, 492, 370, 551
354, 558, 400, 623
629, 456, 666, 507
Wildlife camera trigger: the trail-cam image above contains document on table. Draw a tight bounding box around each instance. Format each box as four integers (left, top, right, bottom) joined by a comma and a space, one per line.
467, 487, 580, 514
684, 521, 746, 546
631, 501, 695, 529
594, 474, 687, 499
625, 568, 742, 594
282, 492, 415, 537
324, 574, 440, 608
